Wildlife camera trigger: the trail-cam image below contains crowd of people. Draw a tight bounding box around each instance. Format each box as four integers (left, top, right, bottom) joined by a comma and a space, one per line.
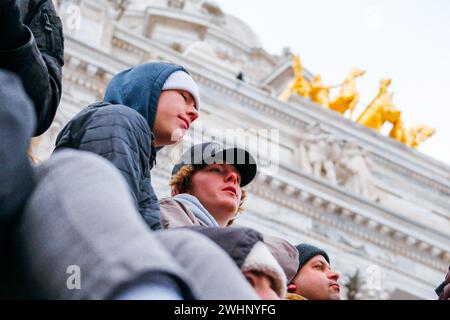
1, 0, 448, 300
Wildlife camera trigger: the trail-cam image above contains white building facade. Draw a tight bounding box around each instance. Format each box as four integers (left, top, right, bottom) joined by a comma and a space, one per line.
37, 0, 450, 299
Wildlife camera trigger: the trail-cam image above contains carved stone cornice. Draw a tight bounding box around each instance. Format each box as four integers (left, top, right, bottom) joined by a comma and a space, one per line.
63, 71, 105, 98
247, 172, 449, 272
194, 74, 309, 128
65, 34, 129, 74
371, 153, 450, 196
111, 37, 147, 57
62, 53, 114, 98
373, 165, 450, 215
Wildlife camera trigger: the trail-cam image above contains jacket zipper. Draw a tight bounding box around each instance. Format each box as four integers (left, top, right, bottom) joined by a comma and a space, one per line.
43, 13, 55, 50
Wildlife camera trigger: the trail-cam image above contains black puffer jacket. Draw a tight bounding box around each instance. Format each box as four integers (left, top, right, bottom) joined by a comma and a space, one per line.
0, 0, 64, 136
55, 63, 188, 230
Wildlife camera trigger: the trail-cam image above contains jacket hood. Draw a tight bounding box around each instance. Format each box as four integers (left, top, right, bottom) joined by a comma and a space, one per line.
263, 235, 299, 283
103, 62, 187, 130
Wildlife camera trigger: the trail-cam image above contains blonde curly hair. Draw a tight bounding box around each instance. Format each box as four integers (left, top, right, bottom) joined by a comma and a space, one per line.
170, 165, 247, 226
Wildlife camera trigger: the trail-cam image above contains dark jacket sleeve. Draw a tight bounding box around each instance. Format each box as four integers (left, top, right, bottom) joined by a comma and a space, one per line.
0, 0, 64, 136
55, 104, 162, 230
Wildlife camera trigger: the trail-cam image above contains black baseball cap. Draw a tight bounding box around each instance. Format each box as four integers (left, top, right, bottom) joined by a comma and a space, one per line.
171, 142, 257, 187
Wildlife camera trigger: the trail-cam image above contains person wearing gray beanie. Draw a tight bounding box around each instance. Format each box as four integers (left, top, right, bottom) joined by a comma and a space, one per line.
287, 243, 341, 300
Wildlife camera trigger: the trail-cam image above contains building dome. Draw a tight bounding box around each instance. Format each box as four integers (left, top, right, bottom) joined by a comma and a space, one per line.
127, 0, 263, 49
223, 14, 263, 49
189, 0, 263, 48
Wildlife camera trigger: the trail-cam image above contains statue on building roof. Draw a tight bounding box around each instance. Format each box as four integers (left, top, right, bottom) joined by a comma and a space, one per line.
279, 54, 311, 101
329, 68, 365, 118
356, 78, 401, 131
389, 121, 435, 149
309, 75, 330, 108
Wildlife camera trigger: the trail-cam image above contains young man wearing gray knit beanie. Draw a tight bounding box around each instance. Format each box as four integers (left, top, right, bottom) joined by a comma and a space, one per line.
287, 243, 341, 300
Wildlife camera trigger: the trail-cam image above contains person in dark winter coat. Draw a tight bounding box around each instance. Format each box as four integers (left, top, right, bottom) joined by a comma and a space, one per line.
55, 62, 200, 230
187, 226, 288, 300
0, 0, 64, 136
287, 243, 340, 300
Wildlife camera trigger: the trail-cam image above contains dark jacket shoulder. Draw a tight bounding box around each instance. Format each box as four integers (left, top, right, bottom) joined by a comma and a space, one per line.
0, 0, 64, 136
55, 102, 161, 230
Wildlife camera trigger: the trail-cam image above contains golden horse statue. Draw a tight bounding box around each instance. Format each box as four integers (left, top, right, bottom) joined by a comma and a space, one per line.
357, 78, 401, 131
389, 121, 435, 148
329, 68, 365, 117
309, 75, 330, 108
279, 54, 311, 102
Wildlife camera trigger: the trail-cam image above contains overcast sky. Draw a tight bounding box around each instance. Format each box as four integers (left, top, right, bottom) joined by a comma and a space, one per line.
218, 0, 450, 166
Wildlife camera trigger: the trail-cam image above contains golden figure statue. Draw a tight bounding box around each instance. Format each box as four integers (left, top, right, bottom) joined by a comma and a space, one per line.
409, 125, 436, 148
356, 78, 401, 131
279, 54, 311, 101
389, 119, 406, 143
389, 121, 435, 148
329, 68, 365, 117
309, 75, 330, 108
278, 58, 433, 148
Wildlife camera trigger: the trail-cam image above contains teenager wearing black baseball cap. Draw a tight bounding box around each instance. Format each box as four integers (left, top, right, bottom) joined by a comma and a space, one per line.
160, 142, 257, 228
